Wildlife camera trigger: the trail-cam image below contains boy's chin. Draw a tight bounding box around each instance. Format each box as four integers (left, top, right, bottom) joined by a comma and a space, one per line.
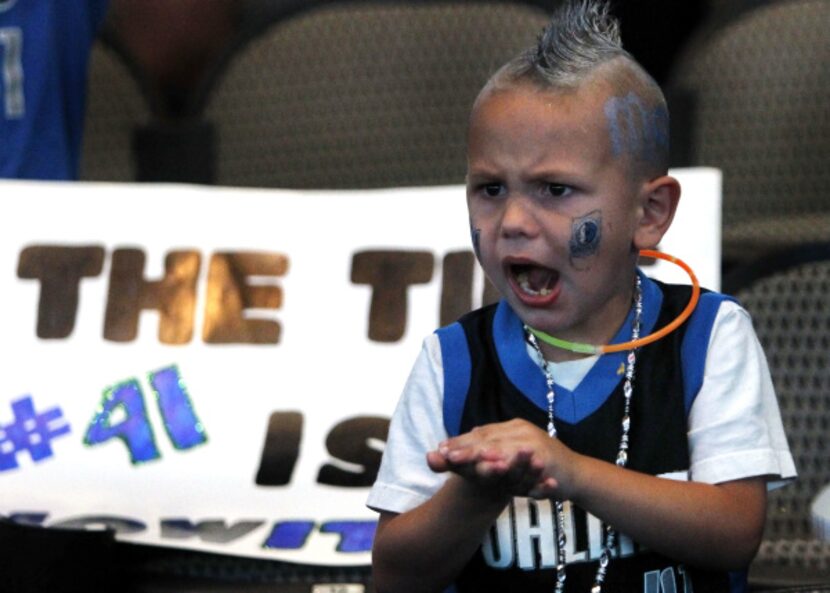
511, 303, 567, 335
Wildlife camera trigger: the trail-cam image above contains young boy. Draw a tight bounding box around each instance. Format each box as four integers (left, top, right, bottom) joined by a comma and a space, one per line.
367, 2, 796, 592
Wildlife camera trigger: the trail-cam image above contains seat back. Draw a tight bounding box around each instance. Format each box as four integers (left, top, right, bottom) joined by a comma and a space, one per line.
732, 245, 830, 585
201, 1, 553, 189
666, 0, 830, 264
79, 38, 155, 182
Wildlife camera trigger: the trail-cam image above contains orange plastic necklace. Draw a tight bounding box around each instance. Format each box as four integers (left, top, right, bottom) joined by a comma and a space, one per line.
526, 250, 701, 355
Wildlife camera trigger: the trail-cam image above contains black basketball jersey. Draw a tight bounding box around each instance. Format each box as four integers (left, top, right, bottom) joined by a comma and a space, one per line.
434, 276, 742, 593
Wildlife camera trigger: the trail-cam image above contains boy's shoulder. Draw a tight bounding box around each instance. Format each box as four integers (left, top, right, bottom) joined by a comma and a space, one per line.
435, 301, 503, 336
653, 277, 737, 315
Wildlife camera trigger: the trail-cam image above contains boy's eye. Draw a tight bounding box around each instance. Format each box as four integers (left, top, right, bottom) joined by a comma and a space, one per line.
483, 183, 504, 197
546, 183, 571, 198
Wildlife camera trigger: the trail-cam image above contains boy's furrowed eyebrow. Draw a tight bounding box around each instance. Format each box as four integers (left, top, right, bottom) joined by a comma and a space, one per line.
523, 166, 591, 187
465, 165, 502, 181
468, 162, 576, 179
466, 168, 590, 190
527, 166, 576, 179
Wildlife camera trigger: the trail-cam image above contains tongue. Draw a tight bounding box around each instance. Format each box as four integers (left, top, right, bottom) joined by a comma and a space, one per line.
515, 265, 557, 294
525, 267, 554, 291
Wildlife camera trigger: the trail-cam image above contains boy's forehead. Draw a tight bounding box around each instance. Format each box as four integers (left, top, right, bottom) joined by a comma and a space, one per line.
470, 83, 611, 141
471, 80, 667, 173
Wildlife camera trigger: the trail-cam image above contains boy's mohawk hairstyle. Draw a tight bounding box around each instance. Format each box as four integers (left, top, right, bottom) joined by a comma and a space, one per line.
514, 0, 630, 87
480, 0, 671, 176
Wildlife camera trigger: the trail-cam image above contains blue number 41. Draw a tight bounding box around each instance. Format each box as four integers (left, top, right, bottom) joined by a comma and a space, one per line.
85, 365, 207, 464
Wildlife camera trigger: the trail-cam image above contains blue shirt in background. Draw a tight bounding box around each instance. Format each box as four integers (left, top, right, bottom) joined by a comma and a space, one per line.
0, 0, 109, 180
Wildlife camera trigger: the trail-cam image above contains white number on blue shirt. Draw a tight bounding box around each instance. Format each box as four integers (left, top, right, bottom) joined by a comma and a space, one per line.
0, 27, 24, 119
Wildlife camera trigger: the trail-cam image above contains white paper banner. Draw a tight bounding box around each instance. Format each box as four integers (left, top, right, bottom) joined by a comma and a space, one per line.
0, 169, 720, 566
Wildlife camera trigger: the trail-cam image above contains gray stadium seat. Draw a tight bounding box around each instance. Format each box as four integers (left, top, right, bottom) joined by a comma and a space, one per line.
665, 0, 830, 268
79, 38, 155, 182
728, 245, 830, 587
200, 1, 553, 189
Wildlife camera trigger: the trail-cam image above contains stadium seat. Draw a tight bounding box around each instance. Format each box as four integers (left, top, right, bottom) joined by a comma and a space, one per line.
79, 37, 155, 182
726, 244, 830, 588
198, 1, 554, 189
665, 0, 830, 269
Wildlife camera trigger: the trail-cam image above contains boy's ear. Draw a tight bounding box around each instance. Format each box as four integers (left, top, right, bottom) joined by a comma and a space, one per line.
633, 175, 681, 250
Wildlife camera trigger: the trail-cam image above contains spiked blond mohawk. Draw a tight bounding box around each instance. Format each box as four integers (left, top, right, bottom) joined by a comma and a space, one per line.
480, 0, 670, 176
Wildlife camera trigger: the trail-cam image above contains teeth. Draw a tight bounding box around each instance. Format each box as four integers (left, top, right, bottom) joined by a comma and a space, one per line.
517, 272, 534, 294
517, 272, 551, 296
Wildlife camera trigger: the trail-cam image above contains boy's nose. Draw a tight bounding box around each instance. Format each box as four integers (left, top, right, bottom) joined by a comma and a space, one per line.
500, 195, 540, 239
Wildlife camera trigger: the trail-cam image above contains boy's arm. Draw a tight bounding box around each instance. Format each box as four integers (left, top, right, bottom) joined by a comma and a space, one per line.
372, 476, 507, 593
558, 452, 767, 569
574, 300, 782, 567
372, 447, 547, 593
437, 418, 767, 570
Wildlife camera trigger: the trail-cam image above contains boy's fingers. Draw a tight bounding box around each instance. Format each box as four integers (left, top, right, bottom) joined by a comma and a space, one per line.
474, 459, 509, 479
478, 447, 507, 462
426, 450, 451, 473
506, 451, 544, 493
528, 477, 560, 499
447, 447, 471, 463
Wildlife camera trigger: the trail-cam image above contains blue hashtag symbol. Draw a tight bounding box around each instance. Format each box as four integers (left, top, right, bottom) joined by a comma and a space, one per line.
0, 396, 71, 471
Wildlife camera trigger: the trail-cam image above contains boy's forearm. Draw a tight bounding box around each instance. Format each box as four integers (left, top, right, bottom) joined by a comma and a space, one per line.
567, 454, 767, 570
432, 419, 767, 570
372, 475, 509, 593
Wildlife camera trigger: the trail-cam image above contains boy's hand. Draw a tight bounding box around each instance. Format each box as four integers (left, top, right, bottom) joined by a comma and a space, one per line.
428, 444, 543, 498
426, 419, 580, 499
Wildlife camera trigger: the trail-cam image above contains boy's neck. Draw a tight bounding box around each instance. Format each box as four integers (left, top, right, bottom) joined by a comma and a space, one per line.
537, 341, 596, 363
532, 276, 639, 364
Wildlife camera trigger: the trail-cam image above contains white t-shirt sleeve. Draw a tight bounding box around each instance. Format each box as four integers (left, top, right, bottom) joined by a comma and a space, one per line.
687, 301, 797, 487
366, 334, 450, 514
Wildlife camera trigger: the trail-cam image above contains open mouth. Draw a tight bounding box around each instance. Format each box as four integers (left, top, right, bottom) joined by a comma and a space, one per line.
510, 263, 560, 298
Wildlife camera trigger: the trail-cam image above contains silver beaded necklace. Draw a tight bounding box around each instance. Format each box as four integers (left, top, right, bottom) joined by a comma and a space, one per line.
524, 275, 643, 593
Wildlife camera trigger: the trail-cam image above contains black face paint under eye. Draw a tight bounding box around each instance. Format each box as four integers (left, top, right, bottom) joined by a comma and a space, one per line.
470, 223, 482, 261
569, 210, 602, 259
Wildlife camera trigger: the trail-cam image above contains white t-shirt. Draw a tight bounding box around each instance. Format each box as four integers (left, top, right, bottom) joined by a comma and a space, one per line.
368, 300, 797, 514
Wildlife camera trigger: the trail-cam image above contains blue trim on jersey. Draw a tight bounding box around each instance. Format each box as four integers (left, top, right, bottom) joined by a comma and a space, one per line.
436, 322, 472, 437
495, 270, 663, 425
437, 272, 735, 433
680, 291, 737, 416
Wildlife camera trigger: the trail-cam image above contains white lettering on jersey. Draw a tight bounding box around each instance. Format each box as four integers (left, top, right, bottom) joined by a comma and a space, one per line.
644, 566, 694, 593
514, 498, 557, 569
481, 498, 640, 570
481, 505, 514, 568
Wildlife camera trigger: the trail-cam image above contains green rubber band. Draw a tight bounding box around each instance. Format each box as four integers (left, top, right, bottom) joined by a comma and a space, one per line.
528, 328, 600, 355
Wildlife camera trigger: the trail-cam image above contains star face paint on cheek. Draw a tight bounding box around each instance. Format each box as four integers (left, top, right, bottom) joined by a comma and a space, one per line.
569, 210, 602, 261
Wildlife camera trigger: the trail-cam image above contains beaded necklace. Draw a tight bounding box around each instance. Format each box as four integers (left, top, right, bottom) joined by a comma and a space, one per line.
524, 274, 643, 593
